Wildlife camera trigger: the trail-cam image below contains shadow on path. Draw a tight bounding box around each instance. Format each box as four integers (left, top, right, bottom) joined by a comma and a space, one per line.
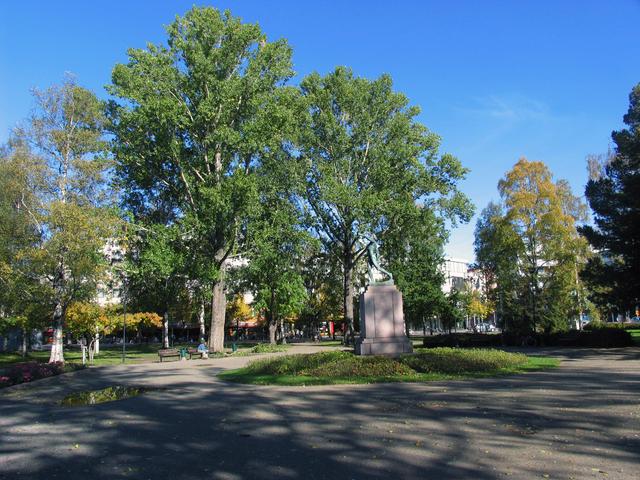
1, 347, 639, 479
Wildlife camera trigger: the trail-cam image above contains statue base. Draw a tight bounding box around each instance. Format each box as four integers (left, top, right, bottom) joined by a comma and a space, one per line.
355, 285, 413, 356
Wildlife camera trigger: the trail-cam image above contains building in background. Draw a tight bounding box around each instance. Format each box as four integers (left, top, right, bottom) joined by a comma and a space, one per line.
95, 238, 125, 307
442, 258, 483, 295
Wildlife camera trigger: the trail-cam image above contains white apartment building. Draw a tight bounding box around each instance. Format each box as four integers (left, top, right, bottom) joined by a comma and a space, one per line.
442, 257, 482, 294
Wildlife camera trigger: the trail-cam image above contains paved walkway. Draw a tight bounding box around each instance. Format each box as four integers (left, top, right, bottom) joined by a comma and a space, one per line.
1, 346, 639, 479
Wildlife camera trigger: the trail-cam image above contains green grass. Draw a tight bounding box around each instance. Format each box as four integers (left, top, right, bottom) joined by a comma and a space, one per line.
218, 348, 560, 386
0, 343, 228, 368
249, 343, 291, 353
314, 340, 344, 347
0, 340, 295, 368
629, 329, 640, 345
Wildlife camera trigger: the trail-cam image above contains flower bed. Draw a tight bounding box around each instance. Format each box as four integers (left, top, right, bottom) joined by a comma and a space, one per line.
0, 361, 84, 388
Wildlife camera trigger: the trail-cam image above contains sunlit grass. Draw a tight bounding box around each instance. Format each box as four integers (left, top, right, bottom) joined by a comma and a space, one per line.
0, 343, 228, 367
219, 349, 560, 385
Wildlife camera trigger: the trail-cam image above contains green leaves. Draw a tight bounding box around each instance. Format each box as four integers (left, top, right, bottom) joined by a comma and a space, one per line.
582, 83, 640, 312
109, 6, 296, 265
476, 158, 588, 333
299, 66, 471, 250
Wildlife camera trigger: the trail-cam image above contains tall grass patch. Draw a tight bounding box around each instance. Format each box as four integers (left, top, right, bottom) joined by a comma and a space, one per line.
403, 348, 528, 374
221, 348, 555, 385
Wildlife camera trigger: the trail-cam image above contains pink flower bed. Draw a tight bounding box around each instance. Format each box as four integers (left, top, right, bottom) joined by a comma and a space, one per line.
0, 361, 77, 388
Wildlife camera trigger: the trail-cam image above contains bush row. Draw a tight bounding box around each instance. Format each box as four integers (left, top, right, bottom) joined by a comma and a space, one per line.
583, 322, 640, 331
422, 328, 634, 348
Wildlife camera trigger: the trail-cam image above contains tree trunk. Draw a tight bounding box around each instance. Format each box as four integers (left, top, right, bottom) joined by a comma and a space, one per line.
279, 317, 286, 344
343, 254, 355, 345
198, 300, 206, 341
21, 327, 27, 357
268, 321, 277, 345
88, 338, 95, 364
49, 300, 65, 363
208, 273, 226, 353
162, 311, 169, 348
49, 261, 66, 363
94, 326, 100, 355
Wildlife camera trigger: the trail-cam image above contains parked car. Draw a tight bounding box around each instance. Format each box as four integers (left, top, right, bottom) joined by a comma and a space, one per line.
474, 323, 496, 333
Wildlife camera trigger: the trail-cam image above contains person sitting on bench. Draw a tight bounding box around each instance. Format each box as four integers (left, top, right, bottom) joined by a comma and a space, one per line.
197, 340, 209, 359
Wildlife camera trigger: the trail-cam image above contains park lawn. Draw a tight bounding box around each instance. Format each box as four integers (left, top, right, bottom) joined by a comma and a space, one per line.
0, 343, 237, 368
0, 341, 291, 369
630, 329, 640, 345
219, 349, 560, 386
0, 344, 172, 367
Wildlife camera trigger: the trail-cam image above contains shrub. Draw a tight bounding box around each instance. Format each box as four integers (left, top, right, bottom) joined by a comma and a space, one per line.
549, 328, 633, 347
422, 333, 505, 348
402, 348, 528, 374
250, 343, 290, 354
583, 322, 639, 331
422, 328, 634, 348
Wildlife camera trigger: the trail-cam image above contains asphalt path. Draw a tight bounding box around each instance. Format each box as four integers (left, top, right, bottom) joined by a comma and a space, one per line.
1, 345, 639, 480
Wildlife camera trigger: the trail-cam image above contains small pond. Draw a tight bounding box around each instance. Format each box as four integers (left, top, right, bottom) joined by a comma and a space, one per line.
60, 385, 157, 406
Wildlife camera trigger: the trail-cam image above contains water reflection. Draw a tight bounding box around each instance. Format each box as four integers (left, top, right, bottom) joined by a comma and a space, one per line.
60, 385, 157, 406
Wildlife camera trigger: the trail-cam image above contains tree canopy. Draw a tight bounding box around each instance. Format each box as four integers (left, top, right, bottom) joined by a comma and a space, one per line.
581, 83, 640, 315
108, 6, 299, 352
475, 158, 588, 333
297, 66, 472, 340
6, 77, 118, 362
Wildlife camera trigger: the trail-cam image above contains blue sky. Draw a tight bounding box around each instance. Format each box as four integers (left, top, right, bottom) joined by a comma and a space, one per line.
1, 1, 638, 260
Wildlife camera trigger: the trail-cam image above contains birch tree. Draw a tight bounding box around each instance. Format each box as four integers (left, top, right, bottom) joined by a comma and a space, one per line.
476, 158, 588, 333
12, 78, 115, 362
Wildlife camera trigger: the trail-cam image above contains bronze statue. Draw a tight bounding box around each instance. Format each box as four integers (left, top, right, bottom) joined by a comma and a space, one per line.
361, 232, 393, 285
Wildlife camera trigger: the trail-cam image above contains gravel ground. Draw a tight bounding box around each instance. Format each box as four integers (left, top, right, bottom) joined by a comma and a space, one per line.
1, 346, 638, 480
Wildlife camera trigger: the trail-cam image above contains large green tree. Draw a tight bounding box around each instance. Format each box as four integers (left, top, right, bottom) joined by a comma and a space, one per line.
474, 201, 522, 331
581, 83, 640, 315
240, 155, 309, 344
298, 67, 472, 342
475, 158, 588, 333
384, 208, 447, 333
12, 78, 116, 362
108, 7, 299, 352
125, 224, 188, 348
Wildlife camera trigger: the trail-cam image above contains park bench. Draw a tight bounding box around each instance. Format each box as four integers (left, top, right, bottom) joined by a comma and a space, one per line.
157, 348, 181, 362
187, 348, 207, 359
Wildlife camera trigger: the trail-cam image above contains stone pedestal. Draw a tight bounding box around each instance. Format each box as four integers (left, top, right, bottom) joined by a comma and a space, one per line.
355, 284, 413, 356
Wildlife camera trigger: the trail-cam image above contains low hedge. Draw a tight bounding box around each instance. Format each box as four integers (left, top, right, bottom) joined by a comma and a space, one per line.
422, 328, 633, 348
583, 322, 639, 331
550, 328, 633, 347
422, 333, 504, 348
